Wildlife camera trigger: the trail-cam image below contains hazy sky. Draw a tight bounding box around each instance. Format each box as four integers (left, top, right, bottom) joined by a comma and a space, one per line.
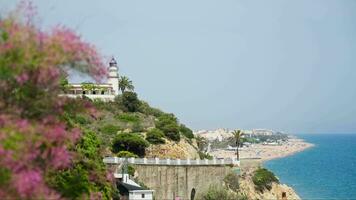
2, 0, 356, 133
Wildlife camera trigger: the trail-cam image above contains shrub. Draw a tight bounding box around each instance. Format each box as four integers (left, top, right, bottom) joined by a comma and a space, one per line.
224, 172, 240, 192
146, 128, 165, 144
155, 114, 180, 141
115, 113, 140, 123
180, 124, 194, 139
198, 151, 213, 160
0, 3, 113, 198
127, 165, 135, 176
116, 151, 138, 158
119, 91, 141, 112
201, 184, 246, 200
131, 122, 144, 132
100, 124, 122, 135
74, 115, 90, 125
252, 168, 279, 192
112, 133, 149, 157
139, 101, 165, 118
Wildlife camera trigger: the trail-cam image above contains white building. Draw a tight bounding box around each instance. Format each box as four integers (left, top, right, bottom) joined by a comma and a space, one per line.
116, 173, 154, 200
62, 57, 120, 101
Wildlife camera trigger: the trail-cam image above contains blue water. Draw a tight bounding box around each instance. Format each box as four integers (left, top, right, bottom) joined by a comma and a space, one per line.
265, 134, 356, 200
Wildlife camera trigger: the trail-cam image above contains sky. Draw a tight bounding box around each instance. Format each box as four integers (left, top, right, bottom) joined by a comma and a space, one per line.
1, 0, 356, 133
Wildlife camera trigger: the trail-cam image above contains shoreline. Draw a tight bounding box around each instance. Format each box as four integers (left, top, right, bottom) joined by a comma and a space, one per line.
211, 136, 315, 200
210, 136, 314, 162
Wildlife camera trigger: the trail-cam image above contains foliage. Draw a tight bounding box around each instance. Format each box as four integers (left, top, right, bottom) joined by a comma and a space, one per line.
116, 151, 138, 158
127, 165, 135, 177
115, 113, 140, 123
118, 91, 141, 112
201, 184, 246, 200
155, 113, 180, 141
146, 128, 165, 144
139, 101, 165, 118
198, 151, 213, 160
0, 2, 112, 198
131, 122, 144, 132
112, 133, 149, 157
224, 172, 240, 192
118, 76, 134, 93
100, 124, 122, 136
232, 130, 244, 160
196, 136, 208, 151
180, 124, 194, 139
252, 168, 279, 192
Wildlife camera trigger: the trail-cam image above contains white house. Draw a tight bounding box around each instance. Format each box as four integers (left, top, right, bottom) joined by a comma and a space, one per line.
62, 57, 120, 101
116, 173, 154, 200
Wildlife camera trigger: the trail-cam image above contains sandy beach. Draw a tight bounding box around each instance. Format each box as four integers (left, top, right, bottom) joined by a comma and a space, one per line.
210, 138, 314, 162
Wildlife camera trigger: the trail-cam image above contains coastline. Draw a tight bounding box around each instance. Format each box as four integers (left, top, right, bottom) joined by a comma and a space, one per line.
210, 136, 314, 162
210, 136, 314, 200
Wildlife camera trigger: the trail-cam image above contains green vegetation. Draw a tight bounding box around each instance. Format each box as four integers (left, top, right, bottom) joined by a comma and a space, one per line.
201, 184, 247, 200
119, 76, 134, 93
112, 133, 149, 157
224, 172, 240, 192
116, 151, 138, 158
139, 101, 165, 118
99, 124, 122, 135
127, 165, 135, 176
48, 128, 115, 199
198, 151, 213, 160
155, 113, 181, 141
118, 91, 141, 112
146, 128, 165, 144
232, 129, 244, 160
252, 168, 279, 192
179, 124, 194, 139
115, 113, 140, 123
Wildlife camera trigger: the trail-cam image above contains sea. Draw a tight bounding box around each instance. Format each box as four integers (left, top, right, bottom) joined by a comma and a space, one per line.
264, 134, 356, 200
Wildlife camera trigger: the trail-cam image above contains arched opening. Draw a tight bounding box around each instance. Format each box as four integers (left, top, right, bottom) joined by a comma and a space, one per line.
190, 188, 196, 200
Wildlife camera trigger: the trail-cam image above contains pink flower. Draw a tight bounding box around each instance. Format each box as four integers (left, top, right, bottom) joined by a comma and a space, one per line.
50, 146, 71, 169
14, 169, 42, 198
15, 73, 29, 84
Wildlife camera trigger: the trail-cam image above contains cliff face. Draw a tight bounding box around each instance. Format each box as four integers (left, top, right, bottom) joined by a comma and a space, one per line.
145, 138, 200, 159
239, 166, 301, 200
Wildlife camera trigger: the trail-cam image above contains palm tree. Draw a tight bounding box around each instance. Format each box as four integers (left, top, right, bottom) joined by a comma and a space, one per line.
232, 129, 244, 160
119, 76, 134, 93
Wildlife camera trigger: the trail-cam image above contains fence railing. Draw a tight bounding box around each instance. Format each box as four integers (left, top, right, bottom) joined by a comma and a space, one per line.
103, 157, 240, 166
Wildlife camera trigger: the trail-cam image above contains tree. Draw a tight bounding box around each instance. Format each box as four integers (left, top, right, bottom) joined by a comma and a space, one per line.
180, 124, 194, 139
120, 91, 141, 112
155, 114, 180, 141
146, 128, 165, 144
232, 129, 244, 160
0, 2, 113, 198
196, 136, 208, 152
119, 76, 134, 93
252, 168, 279, 192
112, 133, 149, 157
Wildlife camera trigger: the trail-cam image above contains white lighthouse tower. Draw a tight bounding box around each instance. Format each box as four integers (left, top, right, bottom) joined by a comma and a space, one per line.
107, 57, 119, 96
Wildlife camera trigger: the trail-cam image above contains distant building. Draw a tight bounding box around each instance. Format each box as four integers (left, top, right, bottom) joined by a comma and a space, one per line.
62, 57, 120, 101
252, 129, 274, 136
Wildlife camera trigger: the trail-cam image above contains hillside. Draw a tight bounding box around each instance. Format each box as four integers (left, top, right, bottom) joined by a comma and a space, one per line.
66, 92, 201, 159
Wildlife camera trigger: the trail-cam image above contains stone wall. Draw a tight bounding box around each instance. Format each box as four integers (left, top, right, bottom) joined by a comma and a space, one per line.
134, 164, 233, 200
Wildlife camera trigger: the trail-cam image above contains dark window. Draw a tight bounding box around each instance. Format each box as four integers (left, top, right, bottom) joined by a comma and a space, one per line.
82, 91, 86, 95
101, 90, 105, 95
141, 194, 145, 198
92, 91, 96, 95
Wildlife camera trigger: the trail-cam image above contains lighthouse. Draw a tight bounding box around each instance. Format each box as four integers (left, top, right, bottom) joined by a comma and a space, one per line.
107, 57, 119, 96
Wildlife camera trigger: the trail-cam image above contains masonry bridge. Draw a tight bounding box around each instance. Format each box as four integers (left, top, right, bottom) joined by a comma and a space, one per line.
104, 157, 240, 200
